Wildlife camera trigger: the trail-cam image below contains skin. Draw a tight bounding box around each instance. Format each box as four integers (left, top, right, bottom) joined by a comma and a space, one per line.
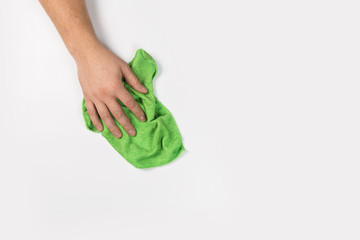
39, 0, 147, 138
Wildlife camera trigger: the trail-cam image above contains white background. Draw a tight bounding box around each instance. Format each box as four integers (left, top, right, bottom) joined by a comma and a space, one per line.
0, 0, 360, 239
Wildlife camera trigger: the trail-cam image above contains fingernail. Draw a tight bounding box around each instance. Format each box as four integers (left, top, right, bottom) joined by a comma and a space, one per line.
115, 132, 122, 138
97, 126, 103, 132
140, 115, 146, 122
128, 129, 135, 136
141, 86, 148, 93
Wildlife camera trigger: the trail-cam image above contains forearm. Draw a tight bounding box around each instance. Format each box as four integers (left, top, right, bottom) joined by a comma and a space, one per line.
39, 0, 100, 60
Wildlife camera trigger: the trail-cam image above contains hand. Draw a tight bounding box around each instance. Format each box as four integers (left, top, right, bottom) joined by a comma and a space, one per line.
75, 42, 148, 138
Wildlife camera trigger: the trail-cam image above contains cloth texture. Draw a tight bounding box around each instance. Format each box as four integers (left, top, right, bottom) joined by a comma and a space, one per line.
82, 49, 185, 168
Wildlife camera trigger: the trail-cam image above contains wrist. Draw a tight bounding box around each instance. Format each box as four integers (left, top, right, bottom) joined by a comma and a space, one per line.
67, 35, 102, 63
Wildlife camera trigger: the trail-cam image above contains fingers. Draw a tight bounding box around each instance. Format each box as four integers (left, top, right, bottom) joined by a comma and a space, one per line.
117, 87, 147, 122
106, 100, 136, 136
122, 65, 148, 94
85, 99, 103, 132
83, 63, 146, 138
96, 102, 122, 138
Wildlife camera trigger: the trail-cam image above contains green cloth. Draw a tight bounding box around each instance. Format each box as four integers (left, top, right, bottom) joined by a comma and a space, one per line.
82, 49, 185, 168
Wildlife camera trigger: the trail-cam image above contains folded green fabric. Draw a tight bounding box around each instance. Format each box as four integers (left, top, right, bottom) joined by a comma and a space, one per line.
82, 49, 185, 168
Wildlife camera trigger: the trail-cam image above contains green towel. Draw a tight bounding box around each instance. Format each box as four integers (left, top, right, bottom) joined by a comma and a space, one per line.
82, 49, 185, 168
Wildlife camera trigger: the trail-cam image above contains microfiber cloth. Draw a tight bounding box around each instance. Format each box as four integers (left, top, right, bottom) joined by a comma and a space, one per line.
82, 49, 185, 168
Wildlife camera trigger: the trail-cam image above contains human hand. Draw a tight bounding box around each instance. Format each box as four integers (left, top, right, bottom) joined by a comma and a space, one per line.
75, 42, 148, 138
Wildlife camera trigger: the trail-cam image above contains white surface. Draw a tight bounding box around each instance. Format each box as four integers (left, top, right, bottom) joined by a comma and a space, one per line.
1, 0, 360, 239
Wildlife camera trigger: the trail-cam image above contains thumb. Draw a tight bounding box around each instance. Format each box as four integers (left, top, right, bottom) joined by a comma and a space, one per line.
122, 65, 148, 94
